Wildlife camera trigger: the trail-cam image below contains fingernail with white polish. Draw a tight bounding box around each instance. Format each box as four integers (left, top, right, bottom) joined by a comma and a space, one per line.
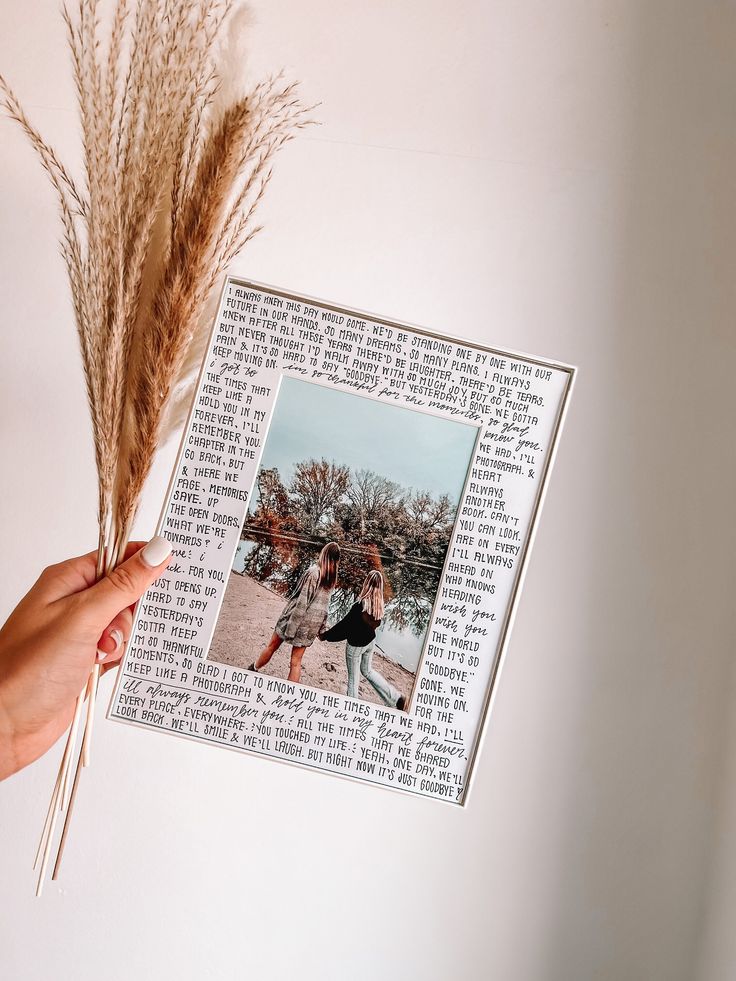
141, 535, 172, 568
97, 629, 124, 662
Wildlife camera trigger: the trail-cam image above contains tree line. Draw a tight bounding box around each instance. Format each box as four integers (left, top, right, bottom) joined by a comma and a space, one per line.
246, 458, 457, 569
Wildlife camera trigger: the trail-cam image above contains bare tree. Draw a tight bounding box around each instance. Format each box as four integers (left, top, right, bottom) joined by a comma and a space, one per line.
406, 491, 454, 530
291, 458, 350, 532
256, 467, 290, 516
346, 469, 402, 536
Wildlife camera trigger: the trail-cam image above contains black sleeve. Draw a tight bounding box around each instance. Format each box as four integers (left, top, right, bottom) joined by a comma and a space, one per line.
362, 611, 381, 632
321, 603, 359, 642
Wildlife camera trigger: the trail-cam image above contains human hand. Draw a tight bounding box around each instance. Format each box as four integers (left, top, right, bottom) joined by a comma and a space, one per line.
0, 537, 172, 780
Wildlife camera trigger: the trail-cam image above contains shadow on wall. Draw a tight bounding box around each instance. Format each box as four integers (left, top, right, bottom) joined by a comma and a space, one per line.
541, 4, 736, 980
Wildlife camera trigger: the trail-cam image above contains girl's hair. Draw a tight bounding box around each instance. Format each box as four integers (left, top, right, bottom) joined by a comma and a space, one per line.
358, 570, 385, 620
318, 542, 341, 589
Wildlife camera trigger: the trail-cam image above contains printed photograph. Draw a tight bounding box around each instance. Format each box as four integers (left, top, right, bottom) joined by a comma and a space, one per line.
208, 376, 478, 708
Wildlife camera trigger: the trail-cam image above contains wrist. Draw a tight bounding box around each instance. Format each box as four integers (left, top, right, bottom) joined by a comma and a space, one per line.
0, 701, 22, 781
0, 678, 29, 780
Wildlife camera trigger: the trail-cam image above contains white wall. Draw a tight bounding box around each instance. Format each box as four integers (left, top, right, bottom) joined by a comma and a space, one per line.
1, 3, 735, 979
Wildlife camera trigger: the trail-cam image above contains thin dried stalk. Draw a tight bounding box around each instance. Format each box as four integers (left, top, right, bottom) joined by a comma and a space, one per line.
3, 0, 313, 890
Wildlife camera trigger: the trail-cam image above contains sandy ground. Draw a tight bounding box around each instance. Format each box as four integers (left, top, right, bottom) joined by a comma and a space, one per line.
208, 572, 415, 706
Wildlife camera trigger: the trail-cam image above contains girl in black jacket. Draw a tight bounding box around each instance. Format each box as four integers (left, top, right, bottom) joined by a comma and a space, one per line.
320, 570, 405, 709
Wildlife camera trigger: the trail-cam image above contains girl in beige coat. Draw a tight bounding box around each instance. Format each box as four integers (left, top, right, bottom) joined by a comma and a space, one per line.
251, 542, 341, 683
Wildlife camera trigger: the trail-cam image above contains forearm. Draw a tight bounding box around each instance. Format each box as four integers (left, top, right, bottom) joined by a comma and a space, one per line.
0, 668, 85, 780
320, 621, 348, 642
0, 636, 71, 780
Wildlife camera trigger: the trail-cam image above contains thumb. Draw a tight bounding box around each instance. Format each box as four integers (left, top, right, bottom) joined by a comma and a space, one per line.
85, 536, 172, 624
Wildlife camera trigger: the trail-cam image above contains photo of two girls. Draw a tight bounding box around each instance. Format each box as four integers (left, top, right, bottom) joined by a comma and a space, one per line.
207, 376, 478, 708
252, 542, 406, 709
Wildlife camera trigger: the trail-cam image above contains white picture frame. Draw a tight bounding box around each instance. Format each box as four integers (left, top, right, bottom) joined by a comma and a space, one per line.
108, 277, 576, 806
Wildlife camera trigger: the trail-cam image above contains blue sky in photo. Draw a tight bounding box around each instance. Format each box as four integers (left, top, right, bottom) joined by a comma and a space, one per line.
256, 376, 478, 504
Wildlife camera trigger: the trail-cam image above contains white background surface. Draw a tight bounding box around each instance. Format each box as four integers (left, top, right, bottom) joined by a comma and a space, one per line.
1, 2, 735, 979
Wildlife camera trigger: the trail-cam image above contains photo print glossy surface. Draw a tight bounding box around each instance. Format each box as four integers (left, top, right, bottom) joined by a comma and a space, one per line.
208, 376, 479, 708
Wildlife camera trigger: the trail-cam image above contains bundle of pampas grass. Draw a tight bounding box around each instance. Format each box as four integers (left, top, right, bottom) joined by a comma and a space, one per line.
1, 0, 313, 894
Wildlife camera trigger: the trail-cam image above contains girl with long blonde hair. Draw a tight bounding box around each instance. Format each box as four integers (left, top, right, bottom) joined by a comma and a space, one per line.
320, 569, 405, 709
252, 542, 340, 683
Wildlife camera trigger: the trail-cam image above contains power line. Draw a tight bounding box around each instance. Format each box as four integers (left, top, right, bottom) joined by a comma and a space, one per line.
241, 526, 445, 572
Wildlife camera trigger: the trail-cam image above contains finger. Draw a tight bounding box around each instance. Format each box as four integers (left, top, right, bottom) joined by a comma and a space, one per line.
96, 607, 134, 665
38, 541, 149, 601
84, 536, 172, 624
100, 659, 122, 678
